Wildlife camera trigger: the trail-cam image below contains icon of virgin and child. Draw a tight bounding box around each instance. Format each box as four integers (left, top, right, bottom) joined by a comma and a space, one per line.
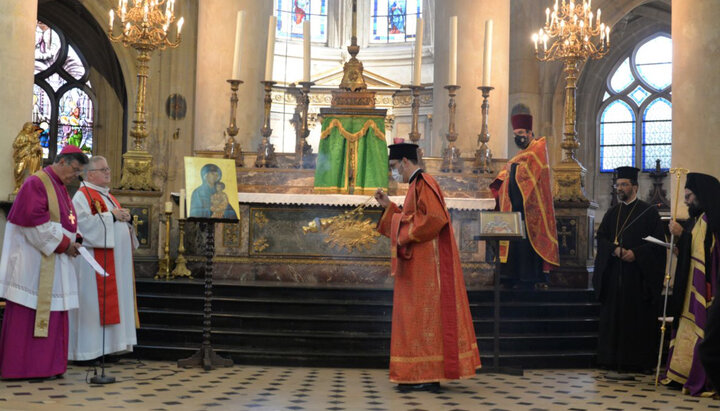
189, 163, 238, 219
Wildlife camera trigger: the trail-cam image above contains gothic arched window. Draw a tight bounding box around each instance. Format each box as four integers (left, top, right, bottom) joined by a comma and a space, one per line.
276, 0, 328, 43
370, 0, 422, 43
33, 20, 95, 161
598, 33, 671, 172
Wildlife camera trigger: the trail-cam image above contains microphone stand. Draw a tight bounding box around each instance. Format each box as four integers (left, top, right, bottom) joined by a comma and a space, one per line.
80, 177, 115, 384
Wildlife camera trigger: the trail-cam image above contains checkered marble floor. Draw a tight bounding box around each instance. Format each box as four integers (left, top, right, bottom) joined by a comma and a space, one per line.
0, 360, 718, 410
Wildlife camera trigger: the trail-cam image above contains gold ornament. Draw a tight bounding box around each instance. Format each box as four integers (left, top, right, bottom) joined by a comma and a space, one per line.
12, 122, 44, 195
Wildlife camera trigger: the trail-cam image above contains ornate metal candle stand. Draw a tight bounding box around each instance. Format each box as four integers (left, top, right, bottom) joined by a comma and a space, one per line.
473, 86, 494, 174
224, 79, 244, 167
403, 84, 426, 143
441, 85, 462, 172
171, 218, 192, 278
154, 209, 172, 280
255, 80, 279, 167
294, 81, 315, 169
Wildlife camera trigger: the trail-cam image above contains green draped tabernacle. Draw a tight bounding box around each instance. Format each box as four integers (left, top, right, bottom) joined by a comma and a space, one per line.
314, 115, 389, 195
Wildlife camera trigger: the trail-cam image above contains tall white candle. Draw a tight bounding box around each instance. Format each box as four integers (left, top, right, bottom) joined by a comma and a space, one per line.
413, 17, 424, 86
264, 16, 277, 82
448, 16, 458, 85
303, 20, 311, 82
482, 19, 493, 87
231, 11, 245, 79
179, 189, 186, 219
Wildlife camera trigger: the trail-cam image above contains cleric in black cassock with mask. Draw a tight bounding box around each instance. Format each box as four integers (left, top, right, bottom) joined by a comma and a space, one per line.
593, 166, 666, 376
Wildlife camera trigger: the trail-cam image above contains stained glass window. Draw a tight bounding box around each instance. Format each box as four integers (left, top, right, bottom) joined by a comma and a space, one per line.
642, 98, 672, 170
600, 100, 636, 172
276, 0, 328, 43
635, 36, 672, 91
371, 0, 423, 43
599, 33, 672, 173
32, 20, 94, 160
609, 58, 634, 93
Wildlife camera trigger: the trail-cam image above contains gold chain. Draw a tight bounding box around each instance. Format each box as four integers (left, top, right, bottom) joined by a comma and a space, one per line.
614, 200, 640, 246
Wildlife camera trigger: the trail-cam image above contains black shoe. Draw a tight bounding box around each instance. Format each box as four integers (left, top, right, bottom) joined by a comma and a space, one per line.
101, 355, 121, 364
397, 382, 441, 393
73, 359, 99, 367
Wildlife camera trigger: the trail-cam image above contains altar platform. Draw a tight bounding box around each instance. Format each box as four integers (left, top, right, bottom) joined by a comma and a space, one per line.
170, 191, 496, 288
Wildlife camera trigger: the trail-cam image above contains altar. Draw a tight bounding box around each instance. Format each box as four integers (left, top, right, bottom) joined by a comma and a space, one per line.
177, 192, 496, 288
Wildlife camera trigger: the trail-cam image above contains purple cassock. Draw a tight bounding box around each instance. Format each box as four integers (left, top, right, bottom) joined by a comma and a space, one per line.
0, 166, 79, 379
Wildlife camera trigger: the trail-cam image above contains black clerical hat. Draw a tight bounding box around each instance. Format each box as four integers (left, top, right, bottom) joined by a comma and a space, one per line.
685, 172, 720, 233
685, 172, 720, 194
388, 143, 419, 161
615, 166, 639, 181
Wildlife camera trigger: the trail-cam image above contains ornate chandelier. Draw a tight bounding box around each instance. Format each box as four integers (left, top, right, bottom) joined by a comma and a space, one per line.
533, 0, 609, 62
107, 0, 183, 190
530, 0, 611, 202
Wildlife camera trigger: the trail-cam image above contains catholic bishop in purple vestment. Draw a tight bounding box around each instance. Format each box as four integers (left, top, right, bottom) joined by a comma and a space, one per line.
0, 146, 88, 379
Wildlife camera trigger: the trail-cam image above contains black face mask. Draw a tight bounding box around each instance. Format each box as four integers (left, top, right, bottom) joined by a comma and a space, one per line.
514, 134, 530, 149
688, 202, 704, 218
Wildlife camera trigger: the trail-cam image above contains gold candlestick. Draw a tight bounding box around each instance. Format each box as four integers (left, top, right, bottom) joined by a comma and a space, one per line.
154, 210, 172, 280
533, 0, 610, 201
224, 79, 244, 167
441, 85, 462, 172
171, 218, 192, 279
108, 0, 183, 190
403, 84, 426, 143
473, 86, 494, 174
295, 81, 315, 169
255, 80, 278, 168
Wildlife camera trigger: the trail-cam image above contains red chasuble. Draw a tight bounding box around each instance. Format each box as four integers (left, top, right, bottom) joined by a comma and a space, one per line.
490, 137, 559, 269
377, 172, 481, 383
79, 187, 121, 325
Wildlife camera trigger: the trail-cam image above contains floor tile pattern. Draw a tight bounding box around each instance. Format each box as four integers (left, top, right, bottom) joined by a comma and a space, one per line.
0, 360, 717, 410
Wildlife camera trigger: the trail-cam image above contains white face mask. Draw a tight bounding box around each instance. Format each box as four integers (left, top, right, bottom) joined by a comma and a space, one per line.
391, 167, 403, 183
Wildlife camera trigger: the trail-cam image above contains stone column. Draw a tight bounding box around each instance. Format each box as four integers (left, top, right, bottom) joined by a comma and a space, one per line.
0, 1, 37, 203
671, 0, 720, 216
432, 0, 510, 160
194, 0, 273, 153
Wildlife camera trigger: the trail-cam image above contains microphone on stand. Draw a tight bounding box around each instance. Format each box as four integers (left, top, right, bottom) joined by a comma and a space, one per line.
79, 176, 116, 384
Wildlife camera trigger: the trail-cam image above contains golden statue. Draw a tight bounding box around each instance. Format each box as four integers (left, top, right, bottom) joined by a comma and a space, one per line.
13, 122, 44, 194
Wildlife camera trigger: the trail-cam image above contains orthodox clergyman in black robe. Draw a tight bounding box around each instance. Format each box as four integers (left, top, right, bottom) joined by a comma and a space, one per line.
593, 167, 666, 376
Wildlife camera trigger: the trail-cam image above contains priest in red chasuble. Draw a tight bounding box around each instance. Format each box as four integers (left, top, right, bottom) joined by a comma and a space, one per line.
0, 145, 88, 379
490, 114, 559, 289
375, 143, 481, 393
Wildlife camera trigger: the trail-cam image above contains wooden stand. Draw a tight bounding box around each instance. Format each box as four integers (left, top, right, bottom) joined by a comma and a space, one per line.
177, 218, 235, 370
474, 234, 523, 376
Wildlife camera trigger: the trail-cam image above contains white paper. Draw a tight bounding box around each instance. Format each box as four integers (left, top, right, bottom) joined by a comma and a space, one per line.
643, 236, 672, 249
78, 246, 109, 277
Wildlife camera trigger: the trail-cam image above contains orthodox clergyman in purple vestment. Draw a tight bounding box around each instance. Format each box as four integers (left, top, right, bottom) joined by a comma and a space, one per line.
663, 172, 720, 397
0, 145, 88, 379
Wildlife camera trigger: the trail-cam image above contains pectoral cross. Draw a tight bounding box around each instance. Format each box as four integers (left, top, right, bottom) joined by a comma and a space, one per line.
69, 212, 75, 224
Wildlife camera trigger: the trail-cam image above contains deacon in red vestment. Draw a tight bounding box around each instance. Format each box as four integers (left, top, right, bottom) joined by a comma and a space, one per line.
0, 145, 88, 379
375, 143, 481, 393
490, 114, 559, 289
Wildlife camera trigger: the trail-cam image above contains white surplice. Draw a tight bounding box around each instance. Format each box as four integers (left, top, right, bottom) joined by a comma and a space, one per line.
68, 182, 138, 360
0, 221, 79, 311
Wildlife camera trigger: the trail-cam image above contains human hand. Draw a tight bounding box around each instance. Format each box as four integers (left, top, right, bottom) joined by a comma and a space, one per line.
65, 242, 81, 257
112, 208, 131, 222
669, 220, 683, 237
620, 249, 635, 262
375, 188, 390, 208
614, 246, 622, 258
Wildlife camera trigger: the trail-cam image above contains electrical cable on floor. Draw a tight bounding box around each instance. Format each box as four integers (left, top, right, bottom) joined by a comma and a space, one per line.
83, 356, 181, 384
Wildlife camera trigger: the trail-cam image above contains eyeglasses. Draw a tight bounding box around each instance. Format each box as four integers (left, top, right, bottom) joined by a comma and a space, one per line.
89, 167, 111, 173
613, 182, 632, 188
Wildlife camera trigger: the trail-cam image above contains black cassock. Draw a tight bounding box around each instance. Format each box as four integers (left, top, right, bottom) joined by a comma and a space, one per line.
593, 198, 666, 371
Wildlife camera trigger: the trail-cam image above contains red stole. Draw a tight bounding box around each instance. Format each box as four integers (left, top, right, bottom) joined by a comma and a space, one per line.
416, 175, 461, 379
79, 186, 121, 326
490, 137, 559, 267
